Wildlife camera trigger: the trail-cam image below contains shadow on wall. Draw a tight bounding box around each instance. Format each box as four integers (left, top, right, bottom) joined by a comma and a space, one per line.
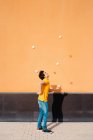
50, 85, 68, 122
52, 92, 68, 122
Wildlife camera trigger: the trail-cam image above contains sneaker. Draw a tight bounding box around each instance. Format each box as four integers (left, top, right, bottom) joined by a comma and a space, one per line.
37, 127, 42, 130
42, 129, 52, 133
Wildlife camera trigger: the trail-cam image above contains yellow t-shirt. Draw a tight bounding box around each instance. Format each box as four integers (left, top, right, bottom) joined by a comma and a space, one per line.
38, 78, 50, 102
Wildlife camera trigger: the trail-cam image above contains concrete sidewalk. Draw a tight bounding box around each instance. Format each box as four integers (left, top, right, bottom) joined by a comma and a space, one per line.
0, 122, 93, 140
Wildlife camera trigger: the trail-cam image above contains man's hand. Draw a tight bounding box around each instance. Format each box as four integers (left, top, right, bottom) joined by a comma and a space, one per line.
49, 85, 62, 92
49, 87, 54, 93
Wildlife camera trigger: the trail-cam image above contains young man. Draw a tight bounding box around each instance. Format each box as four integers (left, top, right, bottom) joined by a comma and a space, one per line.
37, 70, 53, 132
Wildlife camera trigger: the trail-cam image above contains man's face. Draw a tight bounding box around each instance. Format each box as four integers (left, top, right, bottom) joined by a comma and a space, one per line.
44, 72, 49, 78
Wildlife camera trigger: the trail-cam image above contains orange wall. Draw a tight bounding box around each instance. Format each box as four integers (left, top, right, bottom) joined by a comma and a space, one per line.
0, 0, 93, 92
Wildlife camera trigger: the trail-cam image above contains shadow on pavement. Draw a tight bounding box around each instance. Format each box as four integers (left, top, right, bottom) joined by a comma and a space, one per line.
47, 122, 61, 130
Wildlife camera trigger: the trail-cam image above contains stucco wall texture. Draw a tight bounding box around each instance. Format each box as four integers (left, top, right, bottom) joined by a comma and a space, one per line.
0, 0, 93, 92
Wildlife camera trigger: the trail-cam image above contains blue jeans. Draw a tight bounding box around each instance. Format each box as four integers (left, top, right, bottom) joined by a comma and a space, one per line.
37, 100, 48, 129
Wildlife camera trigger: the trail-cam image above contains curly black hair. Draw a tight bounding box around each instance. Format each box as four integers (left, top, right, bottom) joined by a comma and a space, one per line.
38, 70, 45, 80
